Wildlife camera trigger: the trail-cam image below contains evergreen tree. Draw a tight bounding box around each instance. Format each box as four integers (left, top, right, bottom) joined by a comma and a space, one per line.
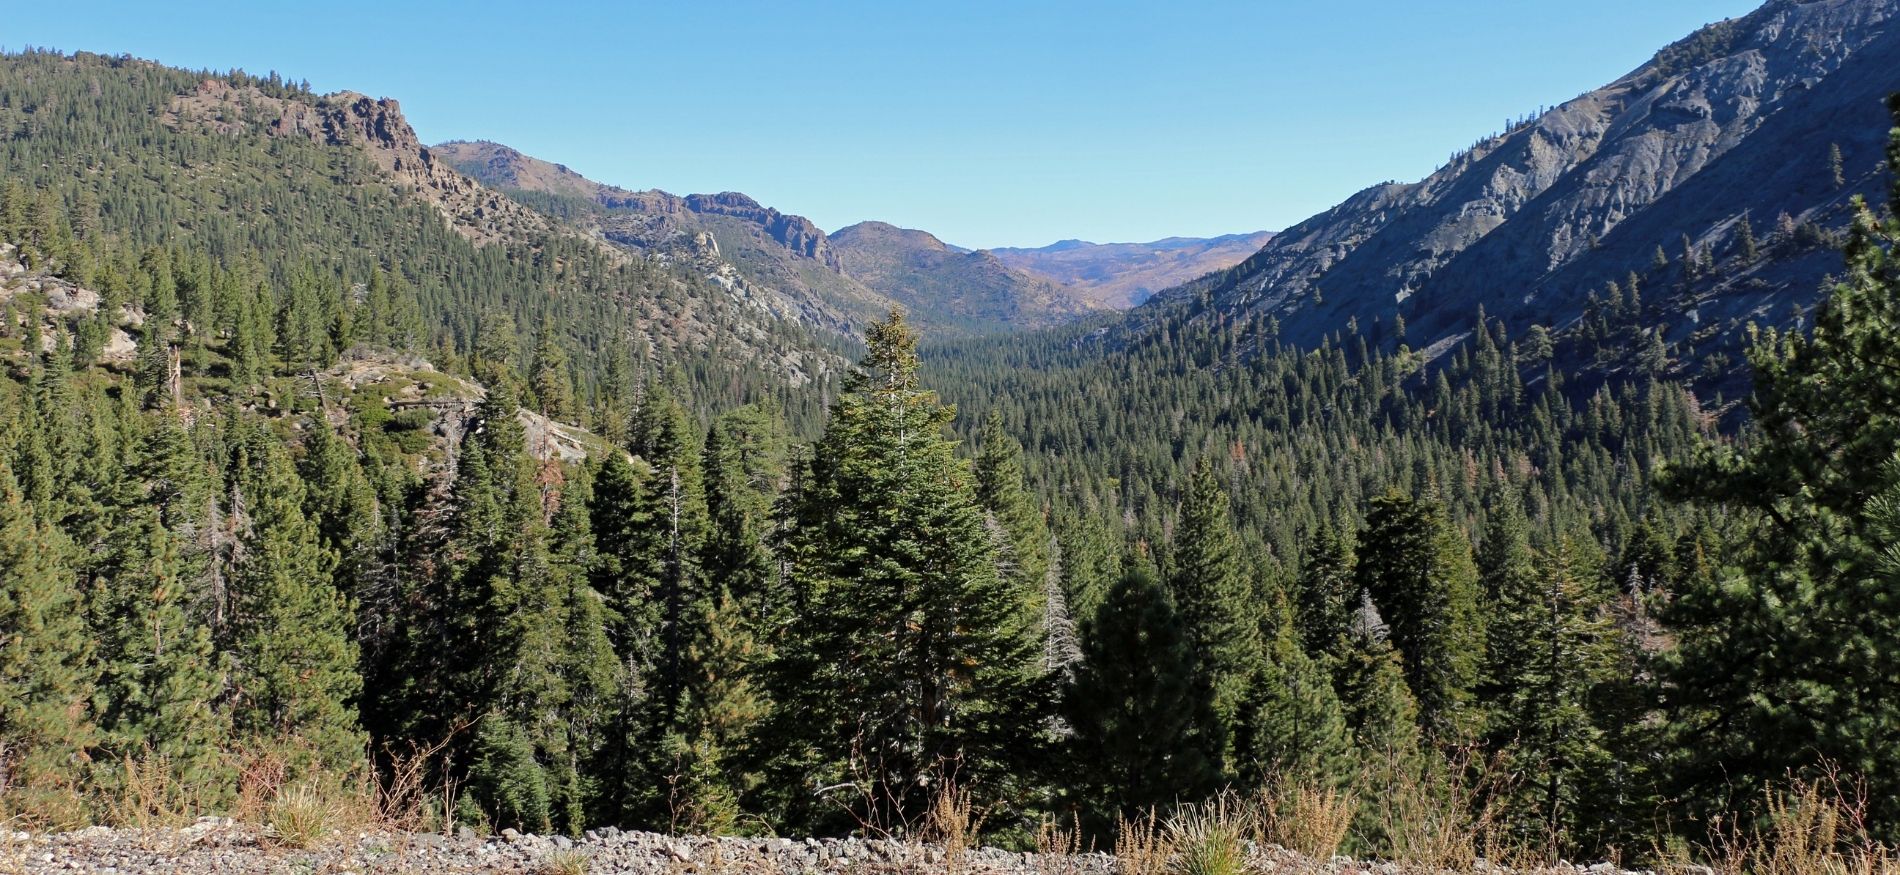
1295, 526, 1356, 659
769, 311, 1048, 832
975, 412, 1051, 595
1356, 489, 1484, 739
1169, 455, 1264, 770
225, 434, 364, 773
1063, 561, 1218, 836
0, 463, 97, 821
1660, 97, 1900, 833
90, 506, 229, 796
1485, 538, 1618, 849
530, 317, 575, 422
1237, 630, 1356, 790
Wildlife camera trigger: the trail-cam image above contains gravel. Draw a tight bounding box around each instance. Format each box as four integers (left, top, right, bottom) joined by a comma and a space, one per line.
1, 819, 1664, 874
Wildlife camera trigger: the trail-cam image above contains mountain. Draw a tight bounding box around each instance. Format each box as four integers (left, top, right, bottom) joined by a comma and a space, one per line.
989, 232, 1275, 308
829, 221, 1106, 332
433, 139, 891, 337
0, 51, 861, 423
1127, 0, 1900, 390
434, 140, 1108, 336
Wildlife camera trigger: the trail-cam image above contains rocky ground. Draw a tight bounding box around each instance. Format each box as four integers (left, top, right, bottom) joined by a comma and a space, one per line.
1, 820, 1664, 875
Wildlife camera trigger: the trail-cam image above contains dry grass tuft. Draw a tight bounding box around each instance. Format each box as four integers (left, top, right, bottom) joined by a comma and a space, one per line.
925, 781, 988, 875
264, 783, 343, 849
1113, 808, 1172, 875
541, 845, 594, 875
1255, 780, 1355, 861
1165, 795, 1249, 875
1660, 774, 1900, 875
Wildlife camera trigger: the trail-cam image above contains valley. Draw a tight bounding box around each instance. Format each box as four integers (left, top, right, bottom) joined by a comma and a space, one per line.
2, 1, 1900, 872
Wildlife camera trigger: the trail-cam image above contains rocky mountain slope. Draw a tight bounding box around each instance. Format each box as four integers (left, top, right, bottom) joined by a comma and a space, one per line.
830, 220, 1105, 332
990, 231, 1275, 308
1129, 0, 1900, 389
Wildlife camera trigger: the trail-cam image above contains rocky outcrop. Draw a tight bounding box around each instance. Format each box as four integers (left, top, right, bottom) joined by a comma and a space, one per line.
168, 84, 564, 248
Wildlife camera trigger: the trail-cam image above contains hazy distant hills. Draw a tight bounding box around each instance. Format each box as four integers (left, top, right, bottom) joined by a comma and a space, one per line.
989, 232, 1275, 308
1124, 0, 1900, 390
827, 221, 1109, 333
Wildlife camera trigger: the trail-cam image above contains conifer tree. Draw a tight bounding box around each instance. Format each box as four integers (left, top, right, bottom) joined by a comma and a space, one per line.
1063, 561, 1218, 836
1661, 96, 1900, 832
975, 412, 1051, 595
90, 506, 229, 795
1356, 489, 1484, 739
530, 317, 575, 422
1169, 455, 1264, 770
770, 311, 1047, 832
225, 434, 364, 773
1295, 526, 1356, 659
0, 463, 97, 819
1485, 537, 1617, 848
1237, 629, 1356, 790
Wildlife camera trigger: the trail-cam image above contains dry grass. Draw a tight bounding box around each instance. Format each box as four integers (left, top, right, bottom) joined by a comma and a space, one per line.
1255, 780, 1355, 861
1660, 775, 1900, 875
263, 783, 344, 849
1113, 809, 1171, 875
1165, 795, 1249, 875
1353, 747, 1514, 870
541, 845, 594, 875
100, 750, 205, 831
924, 781, 988, 875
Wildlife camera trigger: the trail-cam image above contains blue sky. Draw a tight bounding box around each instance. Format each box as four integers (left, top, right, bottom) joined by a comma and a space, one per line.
11, 1, 1759, 249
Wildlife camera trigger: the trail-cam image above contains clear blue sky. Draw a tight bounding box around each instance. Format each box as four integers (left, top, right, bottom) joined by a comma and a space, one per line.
11, 0, 1759, 249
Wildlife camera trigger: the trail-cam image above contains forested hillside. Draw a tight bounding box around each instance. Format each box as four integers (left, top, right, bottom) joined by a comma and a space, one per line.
4, 7, 1900, 871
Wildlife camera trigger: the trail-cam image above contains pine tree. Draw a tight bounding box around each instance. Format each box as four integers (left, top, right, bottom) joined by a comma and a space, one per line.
1829, 142, 1846, 189
0, 463, 97, 821
1237, 630, 1356, 790
1063, 561, 1219, 836
90, 506, 229, 796
1660, 97, 1900, 833
975, 412, 1051, 595
1295, 526, 1356, 659
225, 434, 364, 773
769, 311, 1048, 832
1485, 537, 1617, 848
1169, 455, 1264, 770
1356, 489, 1484, 739
530, 317, 575, 422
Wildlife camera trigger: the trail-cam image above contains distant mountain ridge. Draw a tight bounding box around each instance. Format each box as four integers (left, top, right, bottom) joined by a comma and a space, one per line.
989, 232, 1275, 308
828, 221, 1104, 333
434, 140, 1186, 336
1120, 0, 1900, 391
